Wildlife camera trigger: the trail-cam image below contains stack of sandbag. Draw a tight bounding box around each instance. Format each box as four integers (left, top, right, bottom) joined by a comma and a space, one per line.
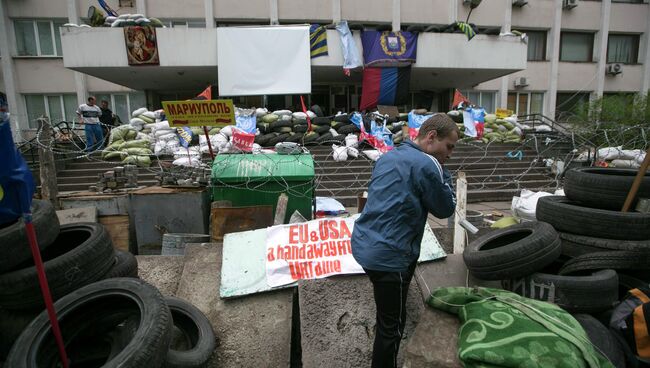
596, 146, 646, 168
130, 108, 156, 132
102, 125, 153, 167
104, 14, 165, 28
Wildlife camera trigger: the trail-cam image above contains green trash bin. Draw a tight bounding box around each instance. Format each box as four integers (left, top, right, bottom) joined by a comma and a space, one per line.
211, 154, 314, 223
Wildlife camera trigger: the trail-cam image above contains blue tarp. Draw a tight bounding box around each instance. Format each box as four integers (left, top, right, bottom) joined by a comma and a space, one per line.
0, 114, 35, 225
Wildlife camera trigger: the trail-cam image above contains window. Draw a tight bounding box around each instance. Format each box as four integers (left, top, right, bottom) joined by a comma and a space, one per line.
612, 0, 643, 3
161, 19, 206, 28
607, 34, 639, 64
24, 94, 78, 128
555, 92, 590, 119
14, 20, 66, 56
460, 91, 497, 112
525, 31, 547, 61
507, 92, 544, 115
92, 92, 146, 124
560, 32, 594, 62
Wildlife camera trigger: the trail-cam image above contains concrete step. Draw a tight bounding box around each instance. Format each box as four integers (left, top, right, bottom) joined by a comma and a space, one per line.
315, 159, 542, 170
57, 173, 157, 184
57, 168, 159, 177
52, 179, 158, 192
315, 172, 551, 185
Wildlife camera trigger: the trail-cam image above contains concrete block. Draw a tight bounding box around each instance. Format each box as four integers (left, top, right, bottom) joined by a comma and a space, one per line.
402, 308, 462, 368
56, 207, 97, 225
136, 255, 184, 296
299, 275, 424, 368
175, 243, 293, 368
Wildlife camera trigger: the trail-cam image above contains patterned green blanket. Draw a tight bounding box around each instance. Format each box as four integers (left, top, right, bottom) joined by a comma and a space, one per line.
426, 287, 614, 368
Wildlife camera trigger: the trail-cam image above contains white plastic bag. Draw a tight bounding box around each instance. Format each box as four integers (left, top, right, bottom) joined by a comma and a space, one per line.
347, 146, 359, 158
345, 134, 358, 147
611, 159, 640, 168
173, 157, 201, 167
332, 144, 348, 162
597, 146, 623, 161
255, 107, 268, 117
315, 197, 346, 213
511, 189, 554, 222
363, 150, 381, 162
292, 112, 307, 120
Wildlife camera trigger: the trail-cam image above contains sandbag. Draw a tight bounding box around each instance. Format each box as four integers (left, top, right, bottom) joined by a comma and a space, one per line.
132, 107, 147, 117
332, 145, 348, 162
122, 155, 151, 167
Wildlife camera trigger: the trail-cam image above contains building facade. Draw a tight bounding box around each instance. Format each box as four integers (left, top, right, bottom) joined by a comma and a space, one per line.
0, 0, 649, 134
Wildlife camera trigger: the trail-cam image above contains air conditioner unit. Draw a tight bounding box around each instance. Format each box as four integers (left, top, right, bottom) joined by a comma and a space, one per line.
512, 0, 528, 7
514, 77, 529, 88
563, 0, 579, 9
606, 63, 623, 75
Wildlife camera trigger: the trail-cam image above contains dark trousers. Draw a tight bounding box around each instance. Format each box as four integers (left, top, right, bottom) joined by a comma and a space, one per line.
364, 261, 417, 368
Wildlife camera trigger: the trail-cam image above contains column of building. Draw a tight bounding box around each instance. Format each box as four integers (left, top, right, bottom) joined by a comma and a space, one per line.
642, 3, 650, 94
0, 0, 27, 132
498, 0, 513, 109
545, 0, 563, 119
594, 0, 612, 100
68, 0, 89, 110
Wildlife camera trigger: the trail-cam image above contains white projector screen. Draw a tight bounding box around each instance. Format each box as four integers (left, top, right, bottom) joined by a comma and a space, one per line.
217, 26, 311, 96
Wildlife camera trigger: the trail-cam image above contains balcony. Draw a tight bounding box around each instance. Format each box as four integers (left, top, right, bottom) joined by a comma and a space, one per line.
61, 27, 526, 91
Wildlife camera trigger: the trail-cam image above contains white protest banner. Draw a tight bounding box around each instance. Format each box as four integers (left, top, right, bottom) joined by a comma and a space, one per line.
266, 217, 364, 287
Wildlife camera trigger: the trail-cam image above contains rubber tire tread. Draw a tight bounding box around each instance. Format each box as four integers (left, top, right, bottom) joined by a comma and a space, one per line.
0, 308, 40, 360
312, 117, 331, 126
312, 125, 330, 134
463, 221, 561, 280
6, 278, 172, 368
303, 132, 320, 143
559, 250, 650, 275
104, 250, 139, 278
0, 200, 60, 273
559, 231, 650, 257
310, 104, 324, 117
572, 314, 626, 368
268, 133, 291, 146
165, 296, 216, 368
284, 133, 304, 143
255, 133, 277, 147
337, 124, 361, 135
564, 167, 650, 211
269, 120, 292, 130
536, 196, 650, 240
273, 126, 293, 133
502, 269, 618, 313
0, 222, 115, 310
333, 114, 350, 123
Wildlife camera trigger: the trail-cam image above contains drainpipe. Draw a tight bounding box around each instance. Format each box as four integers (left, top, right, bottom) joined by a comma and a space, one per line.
269, 0, 278, 25
392, 0, 400, 32
136, 0, 146, 16
332, 0, 341, 23
0, 0, 27, 133
205, 0, 215, 28
499, 0, 512, 109
594, 0, 611, 100
68, 0, 88, 110
546, 0, 563, 119
641, 4, 650, 94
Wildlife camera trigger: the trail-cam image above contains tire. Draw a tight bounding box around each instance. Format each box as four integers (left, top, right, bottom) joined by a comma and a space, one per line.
559, 231, 650, 257
331, 120, 352, 130
502, 269, 619, 313
0, 199, 60, 273
303, 132, 319, 143
104, 250, 138, 279
617, 273, 649, 300
6, 278, 172, 368
312, 117, 331, 126
293, 124, 308, 133
564, 167, 650, 211
310, 104, 324, 117
572, 314, 626, 368
463, 221, 561, 280
337, 124, 361, 135
292, 118, 307, 126
165, 297, 216, 368
273, 126, 293, 133
316, 133, 334, 144
269, 120, 292, 130
285, 133, 304, 143
559, 251, 650, 276
333, 114, 350, 123
256, 123, 269, 134
536, 196, 650, 240
312, 124, 330, 134
255, 133, 277, 147
0, 308, 40, 360
268, 133, 291, 146
0, 223, 115, 310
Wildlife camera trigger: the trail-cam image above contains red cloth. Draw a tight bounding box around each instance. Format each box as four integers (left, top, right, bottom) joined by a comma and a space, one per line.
193, 86, 212, 100
359, 68, 382, 111
452, 89, 471, 109
232, 128, 255, 152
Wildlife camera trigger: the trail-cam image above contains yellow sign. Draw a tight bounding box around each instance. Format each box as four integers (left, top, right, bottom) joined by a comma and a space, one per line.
495, 108, 514, 119
162, 99, 235, 127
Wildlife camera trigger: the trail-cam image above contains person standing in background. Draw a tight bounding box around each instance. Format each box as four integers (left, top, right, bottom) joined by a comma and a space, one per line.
76, 96, 103, 153
99, 100, 115, 146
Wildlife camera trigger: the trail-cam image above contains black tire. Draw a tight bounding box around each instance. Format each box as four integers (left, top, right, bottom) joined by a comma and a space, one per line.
560, 231, 650, 257
293, 124, 308, 133
337, 124, 361, 135
564, 167, 650, 211
310, 104, 324, 117
463, 221, 561, 280
303, 132, 320, 143
6, 278, 172, 368
272, 126, 293, 133
536, 196, 650, 240
502, 269, 619, 313
559, 250, 650, 276
572, 314, 626, 368
255, 133, 277, 147
104, 250, 138, 278
312, 124, 330, 134
0, 223, 115, 310
165, 296, 216, 368
0, 199, 60, 273
285, 133, 304, 143
268, 133, 291, 146
269, 120, 292, 130
256, 123, 269, 134
333, 114, 350, 123
292, 118, 307, 126
618, 273, 649, 300
312, 117, 331, 126
331, 120, 352, 130
316, 133, 334, 144
0, 308, 40, 360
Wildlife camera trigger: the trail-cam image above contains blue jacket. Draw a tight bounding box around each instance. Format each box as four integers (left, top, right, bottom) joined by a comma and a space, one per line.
351, 140, 456, 272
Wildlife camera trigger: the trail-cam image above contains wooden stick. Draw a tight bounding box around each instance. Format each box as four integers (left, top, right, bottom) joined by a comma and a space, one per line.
453, 172, 467, 254
621, 148, 650, 212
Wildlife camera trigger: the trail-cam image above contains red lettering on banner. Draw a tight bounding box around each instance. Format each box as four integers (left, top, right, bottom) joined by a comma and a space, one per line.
167, 105, 176, 115
267, 247, 275, 262
182, 103, 190, 114
329, 242, 336, 256
339, 220, 352, 238
337, 240, 347, 256
209, 103, 217, 114
318, 221, 329, 241
223, 104, 231, 113
289, 226, 299, 244
334, 260, 341, 272
329, 220, 340, 239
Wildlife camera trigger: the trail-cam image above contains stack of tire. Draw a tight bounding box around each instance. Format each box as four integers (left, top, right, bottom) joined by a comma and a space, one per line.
462, 167, 650, 368
0, 200, 216, 367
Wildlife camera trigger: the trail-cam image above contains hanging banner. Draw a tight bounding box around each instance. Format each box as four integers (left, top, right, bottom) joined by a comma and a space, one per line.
360, 31, 418, 67
163, 99, 235, 127
359, 66, 411, 111
124, 26, 159, 65
266, 217, 363, 287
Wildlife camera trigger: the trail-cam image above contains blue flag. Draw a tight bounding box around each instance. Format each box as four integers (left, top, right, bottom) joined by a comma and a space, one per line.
0, 115, 35, 225
176, 126, 193, 148
310, 24, 328, 59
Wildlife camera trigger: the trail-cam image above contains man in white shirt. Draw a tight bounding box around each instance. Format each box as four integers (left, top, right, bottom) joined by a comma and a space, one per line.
76, 96, 103, 152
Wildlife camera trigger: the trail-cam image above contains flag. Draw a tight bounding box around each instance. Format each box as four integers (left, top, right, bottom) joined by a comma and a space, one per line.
456, 22, 478, 41
452, 89, 471, 109
309, 24, 328, 59
360, 31, 418, 67
0, 120, 34, 225
192, 85, 212, 100
359, 66, 411, 111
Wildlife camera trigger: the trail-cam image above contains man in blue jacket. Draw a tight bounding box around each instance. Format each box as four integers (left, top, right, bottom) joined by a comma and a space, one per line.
352, 113, 459, 368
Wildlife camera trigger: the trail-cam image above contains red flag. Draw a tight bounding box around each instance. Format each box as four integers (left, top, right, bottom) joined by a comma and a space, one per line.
452, 89, 470, 109
192, 85, 212, 100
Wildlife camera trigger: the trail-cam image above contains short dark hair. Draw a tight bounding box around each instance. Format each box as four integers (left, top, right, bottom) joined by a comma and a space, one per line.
87, 96, 96, 102
100, 100, 109, 104
416, 113, 460, 139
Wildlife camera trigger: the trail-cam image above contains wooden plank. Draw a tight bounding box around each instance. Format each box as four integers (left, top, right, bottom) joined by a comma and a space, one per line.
59, 194, 129, 216
622, 148, 650, 212
273, 193, 289, 225
56, 207, 97, 225
99, 215, 130, 252
453, 172, 467, 254
211, 206, 274, 242
38, 117, 58, 208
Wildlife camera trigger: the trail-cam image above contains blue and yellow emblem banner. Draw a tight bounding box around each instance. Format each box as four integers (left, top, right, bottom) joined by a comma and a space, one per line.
309, 24, 328, 59
360, 30, 418, 67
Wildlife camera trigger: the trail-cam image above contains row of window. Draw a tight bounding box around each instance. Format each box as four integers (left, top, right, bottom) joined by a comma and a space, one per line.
24, 92, 146, 128
525, 30, 639, 64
